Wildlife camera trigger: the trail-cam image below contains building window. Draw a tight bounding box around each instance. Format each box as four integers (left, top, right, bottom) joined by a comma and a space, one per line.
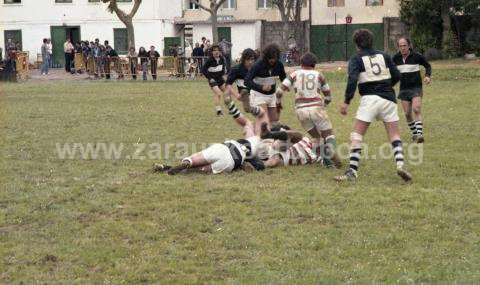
187, 0, 199, 10
327, 0, 345, 7
117, 0, 132, 2
114, 28, 128, 55
366, 0, 383, 6
4, 30, 22, 52
4, 0, 22, 4
258, 0, 273, 9
222, 0, 236, 9
88, 0, 100, 2
55, 0, 73, 3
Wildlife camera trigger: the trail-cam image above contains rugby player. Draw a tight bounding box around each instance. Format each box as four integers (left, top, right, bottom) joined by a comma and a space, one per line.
335, 29, 412, 182
153, 102, 262, 175
393, 37, 432, 143
245, 44, 287, 128
276, 52, 341, 168
202, 45, 227, 116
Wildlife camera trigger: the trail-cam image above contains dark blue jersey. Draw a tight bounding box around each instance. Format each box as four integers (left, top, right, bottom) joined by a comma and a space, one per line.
226, 63, 249, 90
245, 59, 287, 95
393, 50, 432, 91
345, 49, 400, 104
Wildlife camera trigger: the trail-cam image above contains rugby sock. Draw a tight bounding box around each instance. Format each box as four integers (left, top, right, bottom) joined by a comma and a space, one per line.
348, 148, 362, 176
415, 121, 423, 135
408, 121, 417, 136
261, 131, 288, 141
227, 102, 241, 119
392, 140, 405, 169
250, 106, 261, 117
324, 135, 337, 159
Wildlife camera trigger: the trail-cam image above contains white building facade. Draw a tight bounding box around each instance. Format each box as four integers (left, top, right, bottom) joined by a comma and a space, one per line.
0, 0, 182, 64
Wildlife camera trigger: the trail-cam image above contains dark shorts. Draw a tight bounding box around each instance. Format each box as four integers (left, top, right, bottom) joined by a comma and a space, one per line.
398, 88, 423, 101
208, 77, 225, 88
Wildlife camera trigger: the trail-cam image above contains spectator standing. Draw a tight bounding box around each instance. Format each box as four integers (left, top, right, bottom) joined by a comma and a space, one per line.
41, 38, 50, 75
148, 46, 160, 80
138, 47, 149, 81
219, 38, 233, 73
46, 39, 53, 68
127, 47, 138, 80
63, 38, 74, 73
105, 45, 118, 80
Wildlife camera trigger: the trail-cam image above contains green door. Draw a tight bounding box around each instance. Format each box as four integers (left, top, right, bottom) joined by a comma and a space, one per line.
217, 27, 231, 42
311, 23, 384, 62
4, 30, 22, 51
164, 37, 181, 56
51, 26, 67, 67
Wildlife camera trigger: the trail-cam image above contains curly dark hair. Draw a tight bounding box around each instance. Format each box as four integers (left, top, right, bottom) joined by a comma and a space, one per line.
300, 52, 318, 68
353, 29, 374, 50
262, 43, 281, 62
240, 48, 257, 65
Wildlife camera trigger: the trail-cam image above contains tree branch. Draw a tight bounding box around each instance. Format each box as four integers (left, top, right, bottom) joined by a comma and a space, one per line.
129, 0, 142, 18
192, 0, 213, 13
214, 0, 228, 10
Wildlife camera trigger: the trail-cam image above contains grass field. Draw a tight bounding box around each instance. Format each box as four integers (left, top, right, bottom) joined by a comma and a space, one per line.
1, 61, 480, 284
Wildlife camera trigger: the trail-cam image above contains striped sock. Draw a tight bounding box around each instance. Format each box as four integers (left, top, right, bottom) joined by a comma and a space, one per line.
228, 102, 241, 119
392, 140, 405, 169
415, 121, 423, 135
349, 147, 362, 175
408, 121, 417, 136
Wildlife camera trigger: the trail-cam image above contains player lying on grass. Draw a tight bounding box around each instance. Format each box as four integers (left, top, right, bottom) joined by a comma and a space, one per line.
152, 102, 263, 175
393, 37, 432, 143
202, 45, 227, 116
258, 123, 320, 168
335, 29, 412, 183
275, 52, 342, 168
245, 43, 287, 129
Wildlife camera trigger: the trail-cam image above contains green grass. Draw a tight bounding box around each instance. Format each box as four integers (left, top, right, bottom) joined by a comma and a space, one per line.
1, 62, 480, 284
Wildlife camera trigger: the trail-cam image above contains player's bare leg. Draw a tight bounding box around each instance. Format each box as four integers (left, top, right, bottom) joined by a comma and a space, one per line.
308, 127, 341, 168
335, 120, 369, 182
411, 96, 424, 143
166, 153, 211, 175
211, 85, 225, 116
267, 106, 279, 127
384, 121, 412, 182
401, 100, 418, 142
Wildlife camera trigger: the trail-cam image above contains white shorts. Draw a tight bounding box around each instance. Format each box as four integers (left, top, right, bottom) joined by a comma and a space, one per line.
356, 95, 399, 123
250, 90, 277, 108
296, 106, 333, 132
200, 143, 235, 174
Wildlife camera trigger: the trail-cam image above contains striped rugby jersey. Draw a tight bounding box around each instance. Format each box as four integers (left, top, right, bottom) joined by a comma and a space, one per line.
393, 51, 432, 91
344, 49, 401, 104
201, 56, 226, 79
280, 137, 317, 166
282, 69, 331, 109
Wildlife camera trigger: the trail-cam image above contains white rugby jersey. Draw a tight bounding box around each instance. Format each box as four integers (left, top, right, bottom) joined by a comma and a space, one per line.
282, 69, 331, 109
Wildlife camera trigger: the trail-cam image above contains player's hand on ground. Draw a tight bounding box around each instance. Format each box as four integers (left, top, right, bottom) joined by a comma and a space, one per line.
262, 85, 272, 92
424, 76, 431, 85
340, 102, 349, 116
324, 95, 332, 106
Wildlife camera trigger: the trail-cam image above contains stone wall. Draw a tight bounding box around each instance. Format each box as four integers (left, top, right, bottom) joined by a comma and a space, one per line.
384, 17, 409, 53
261, 21, 310, 53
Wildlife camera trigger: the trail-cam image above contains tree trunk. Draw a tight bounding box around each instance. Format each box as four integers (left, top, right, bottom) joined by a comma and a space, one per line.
125, 20, 135, 50
211, 11, 218, 43
282, 21, 290, 51
441, 4, 452, 53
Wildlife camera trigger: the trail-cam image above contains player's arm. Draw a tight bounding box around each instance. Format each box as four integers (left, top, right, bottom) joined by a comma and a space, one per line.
344, 59, 360, 104
260, 122, 303, 144
318, 73, 332, 105
245, 64, 264, 92
201, 58, 211, 79
418, 53, 432, 84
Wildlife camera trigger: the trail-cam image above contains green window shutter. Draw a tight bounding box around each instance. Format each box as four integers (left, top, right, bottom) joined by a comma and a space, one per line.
114, 28, 128, 54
